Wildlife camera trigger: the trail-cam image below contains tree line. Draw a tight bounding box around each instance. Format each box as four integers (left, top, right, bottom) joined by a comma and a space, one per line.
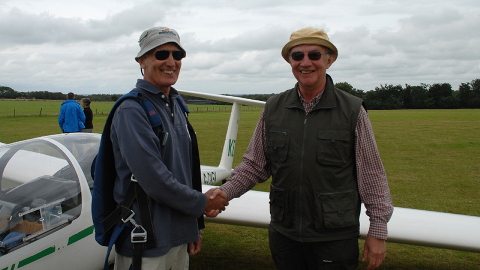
2, 78, 480, 110
0, 87, 123, 102
335, 79, 480, 110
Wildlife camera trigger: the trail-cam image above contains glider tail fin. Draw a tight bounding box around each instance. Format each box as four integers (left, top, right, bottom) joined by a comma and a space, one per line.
199, 101, 241, 185
218, 101, 241, 173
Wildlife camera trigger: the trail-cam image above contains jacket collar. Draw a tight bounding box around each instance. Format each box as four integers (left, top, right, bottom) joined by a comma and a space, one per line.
135, 79, 179, 98
315, 74, 336, 110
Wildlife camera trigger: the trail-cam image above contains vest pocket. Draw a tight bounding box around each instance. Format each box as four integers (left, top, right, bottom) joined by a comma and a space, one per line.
269, 184, 293, 228
314, 190, 356, 229
267, 130, 289, 163
317, 130, 351, 166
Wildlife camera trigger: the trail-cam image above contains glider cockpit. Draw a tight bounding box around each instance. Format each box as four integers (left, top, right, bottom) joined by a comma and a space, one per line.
0, 134, 99, 259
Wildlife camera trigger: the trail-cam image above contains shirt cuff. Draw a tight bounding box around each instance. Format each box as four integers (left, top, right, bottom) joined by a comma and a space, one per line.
219, 181, 236, 201
367, 220, 388, 240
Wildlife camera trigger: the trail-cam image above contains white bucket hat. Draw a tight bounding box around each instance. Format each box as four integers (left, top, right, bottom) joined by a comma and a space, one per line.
135, 27, 186, 62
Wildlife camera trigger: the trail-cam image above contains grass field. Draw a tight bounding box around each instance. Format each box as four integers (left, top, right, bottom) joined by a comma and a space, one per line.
0, 99, 258, 117
0, 100, 479, 269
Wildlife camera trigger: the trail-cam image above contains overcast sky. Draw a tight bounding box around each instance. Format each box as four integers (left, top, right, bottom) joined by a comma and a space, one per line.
1, 0, 479, 95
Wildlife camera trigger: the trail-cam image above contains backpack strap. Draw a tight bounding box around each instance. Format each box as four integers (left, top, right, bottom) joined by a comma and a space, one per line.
136, 93, 172, 146
175, 94, 190, 118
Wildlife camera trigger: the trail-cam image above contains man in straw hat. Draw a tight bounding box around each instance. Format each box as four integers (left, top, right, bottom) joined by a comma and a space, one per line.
102, 27, 228, 270
208, 27, 393, 269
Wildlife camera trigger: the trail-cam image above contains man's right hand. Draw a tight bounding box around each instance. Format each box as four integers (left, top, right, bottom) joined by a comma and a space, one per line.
204, 188, 229, 217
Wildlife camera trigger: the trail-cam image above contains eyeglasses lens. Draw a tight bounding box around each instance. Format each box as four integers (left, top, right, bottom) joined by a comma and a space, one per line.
155, 50, 185, 61
291, 51, 322, 61
172, 51, 185, 60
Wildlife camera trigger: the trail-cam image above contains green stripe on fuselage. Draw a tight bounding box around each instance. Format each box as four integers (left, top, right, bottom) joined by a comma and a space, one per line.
12, 225, 94, 268
68, 225, 94, 246
18, 246, 55, 268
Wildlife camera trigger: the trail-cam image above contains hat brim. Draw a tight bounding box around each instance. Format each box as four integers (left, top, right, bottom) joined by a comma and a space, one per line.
281, 37, 338, 62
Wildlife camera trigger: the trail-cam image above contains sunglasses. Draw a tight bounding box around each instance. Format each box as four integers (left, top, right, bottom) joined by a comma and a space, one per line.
155, 50, 185, 61
290, 51, 325, 61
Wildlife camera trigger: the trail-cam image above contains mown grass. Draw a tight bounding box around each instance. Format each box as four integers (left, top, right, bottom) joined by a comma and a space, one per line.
0, 100, 258, 117
369, 110, 480, 216
0, 103, 479, 269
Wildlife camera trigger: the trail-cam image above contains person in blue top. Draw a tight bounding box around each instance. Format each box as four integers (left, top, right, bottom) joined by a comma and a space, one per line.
58, 92, 86, 133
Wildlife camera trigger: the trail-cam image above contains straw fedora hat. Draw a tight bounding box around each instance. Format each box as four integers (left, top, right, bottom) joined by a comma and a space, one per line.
281, 27, 338, 62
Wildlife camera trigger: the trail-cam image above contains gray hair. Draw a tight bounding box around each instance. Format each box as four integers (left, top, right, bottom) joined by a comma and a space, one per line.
81, 98, 91, 107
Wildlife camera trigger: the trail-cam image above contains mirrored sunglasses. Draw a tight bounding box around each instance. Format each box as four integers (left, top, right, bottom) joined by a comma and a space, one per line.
155, 50, 185, 61
290, 51, 324, 61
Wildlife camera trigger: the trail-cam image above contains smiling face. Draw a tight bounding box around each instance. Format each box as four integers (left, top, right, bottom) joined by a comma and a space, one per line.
288, 44, 335, 95
138, 43, 182, 95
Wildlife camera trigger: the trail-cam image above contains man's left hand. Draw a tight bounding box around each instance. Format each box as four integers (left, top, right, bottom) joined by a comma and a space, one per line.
362, 236, 386, 269
189, 234, 202, 255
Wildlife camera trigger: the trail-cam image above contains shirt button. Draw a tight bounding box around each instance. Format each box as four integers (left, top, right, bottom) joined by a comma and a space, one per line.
162, 95, 165, 98
166, 103, 169, 107
171, 113, 174, 117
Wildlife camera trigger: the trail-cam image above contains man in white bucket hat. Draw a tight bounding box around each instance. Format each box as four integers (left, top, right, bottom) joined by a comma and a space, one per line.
105, 27, 228, 270
210, 27, 393, 269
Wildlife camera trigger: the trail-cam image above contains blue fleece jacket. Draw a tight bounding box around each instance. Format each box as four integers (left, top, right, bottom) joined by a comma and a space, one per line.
111, 80, 207, 258
58, 100, 86, 132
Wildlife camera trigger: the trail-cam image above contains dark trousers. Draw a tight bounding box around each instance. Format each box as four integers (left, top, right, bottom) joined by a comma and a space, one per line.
269, 226, 359, 270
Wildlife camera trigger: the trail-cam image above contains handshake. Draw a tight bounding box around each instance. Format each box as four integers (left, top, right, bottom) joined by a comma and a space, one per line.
204, 188, 229, 217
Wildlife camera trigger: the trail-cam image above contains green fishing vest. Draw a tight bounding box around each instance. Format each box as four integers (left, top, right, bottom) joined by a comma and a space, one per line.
265, 75, 364, 242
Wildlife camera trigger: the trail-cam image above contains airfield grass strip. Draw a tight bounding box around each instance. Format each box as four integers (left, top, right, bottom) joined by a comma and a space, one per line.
0, 108, 479, 269
0, 100, 261, 118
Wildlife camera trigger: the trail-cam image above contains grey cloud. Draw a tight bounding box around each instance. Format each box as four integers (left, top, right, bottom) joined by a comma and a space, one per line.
184, 25, 288, 53
182, 0, 293, 10
0, 3, 167, 46
328, 6, 480, 90
2, 0, 479, 95
180, 25, 290, 80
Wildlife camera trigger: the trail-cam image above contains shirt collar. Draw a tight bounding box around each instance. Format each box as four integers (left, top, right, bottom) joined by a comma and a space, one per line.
297, 87, 324, 114
136, 79, 179, 100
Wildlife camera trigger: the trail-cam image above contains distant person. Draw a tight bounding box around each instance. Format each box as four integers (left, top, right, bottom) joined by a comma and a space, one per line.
207, 27, 394, 270
81, 98, 93, 133
58, 92, 86, 133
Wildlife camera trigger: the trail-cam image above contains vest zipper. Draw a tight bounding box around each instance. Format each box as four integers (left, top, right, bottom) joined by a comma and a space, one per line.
299, 113, 308, 239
